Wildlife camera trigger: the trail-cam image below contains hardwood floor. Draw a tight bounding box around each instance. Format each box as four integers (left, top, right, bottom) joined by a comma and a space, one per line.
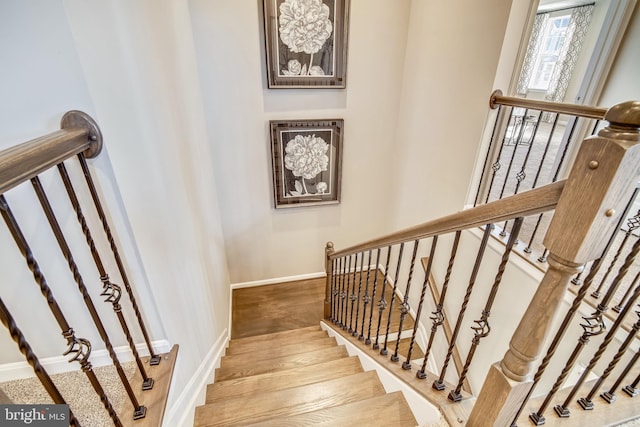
232, 278, 326, 339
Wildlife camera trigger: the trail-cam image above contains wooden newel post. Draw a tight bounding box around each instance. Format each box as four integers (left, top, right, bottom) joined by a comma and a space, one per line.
324, 242, 335, 319
468, 101, 640, 426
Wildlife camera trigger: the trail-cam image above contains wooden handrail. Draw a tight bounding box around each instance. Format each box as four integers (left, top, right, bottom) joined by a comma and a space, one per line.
330, 180, 565, 259
489, 89, 607, 120
0, 111, 102, 195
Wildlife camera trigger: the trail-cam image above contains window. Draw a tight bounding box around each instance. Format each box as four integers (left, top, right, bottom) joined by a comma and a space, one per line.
528, 15, 571, 91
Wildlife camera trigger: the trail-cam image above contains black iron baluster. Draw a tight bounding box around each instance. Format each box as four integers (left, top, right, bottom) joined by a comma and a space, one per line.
450, 218, 523, 402
555, 280, 640, 418
366, 248, 383, 345
485, 107, 515, 204
342, 255, 352, 330
496, 109, 532, 207
381, 243, 405, 356
404, 236, 437, 371
579, 310, 640, 409
348, 252, 360, 333
592, 210, 640, 298
434, 225, 492, 391
0, 194, 122, 426
474, 105, 503, 207
602, 344, 640, 403
353, 251, 366, 337
392, 240, 419, 363
77, 154, 159, 364
418, 232, 460, 379
330, 258, 338, 322
337, 256, 346, 327
373, 246, 393, 351
613, 270, 640, 313
0, 298, 81, 427
57, 162, 154, 390
623, 372, 640, 397
30, 177, 146, 419
359, 250, 373, 341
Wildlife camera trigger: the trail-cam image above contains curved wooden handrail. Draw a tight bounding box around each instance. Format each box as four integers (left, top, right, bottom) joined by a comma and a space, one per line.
330, 180, 565, 259
0, 111, 102, 195
489, 90, 607, 120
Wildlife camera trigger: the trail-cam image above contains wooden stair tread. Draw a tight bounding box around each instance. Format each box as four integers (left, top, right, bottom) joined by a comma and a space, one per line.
194, 370, 386, 427
245, 391, 418, 427
225, 335, 336, 357
207, 356, 363, 403
227, 330, 329, 353
215, 345, 349, 381
229, 325, 322, 347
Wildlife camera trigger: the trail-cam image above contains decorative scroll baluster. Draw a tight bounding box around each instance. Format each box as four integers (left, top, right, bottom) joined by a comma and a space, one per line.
450, 218, 523, 402
484, 107, 512, 204
359, 250, 373, 341
392, 240, 419, 363
0, 194, 122, 426
523, 258, 605, 425
592, 210, 640, 298
405, 236, 437, 371
77, 154, 159, 364
434, 224, 492, 391
330, 259, 338, 322
348, 252, 360, 333
31, 177, 146, 419
373, 246, 392, 351
623, 372, 640, 397
555, 281, 640, 417
381, 243, 405, 356
337, 257, 346, 327
474, 105, 502, 206
366, 248, 382, 345
579, 310, 640, 409
57, 162, 153, 390
352, 252, 365, 337
342, 256, 352, 330
497, 109, 530, 202
0, 298, 81, 427
601, 343, 640, 403
418, 232, 460, 379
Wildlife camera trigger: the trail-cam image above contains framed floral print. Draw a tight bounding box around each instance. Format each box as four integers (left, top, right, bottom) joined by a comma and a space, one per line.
270, 119, 344, 208
263, 0, 350, 88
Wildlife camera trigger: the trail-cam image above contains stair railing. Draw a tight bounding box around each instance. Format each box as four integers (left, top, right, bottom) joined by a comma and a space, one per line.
0, 112, 177, 426
324, 98, 640, 426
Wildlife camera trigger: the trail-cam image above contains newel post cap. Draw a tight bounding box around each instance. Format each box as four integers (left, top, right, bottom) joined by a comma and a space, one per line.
604, 101, 640, 129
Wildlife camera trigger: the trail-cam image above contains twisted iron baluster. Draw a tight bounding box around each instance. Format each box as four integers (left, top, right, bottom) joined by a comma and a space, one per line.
623, 372, 640, 397
337, 257, 346, 327
31, 177, 146, 419
404, 236, 437, 371
77, 154, 159, 363
353, 251, 366, 337
592, 210, 640, 298
434, 225, 492, 391
348, 252, 360, 333
497, 109, 530, 203
521, 258, 603, 425
373, 246, 393, 350
0, 194, 121, 426
381, 243, 405, 356
579, 310, 640, 409
418, 232, 460, 379
485, 107, 516, 204
0, 298, 81, 427
474, 105, 502, 207
359, 250, 373, 341
342, 255, 353, 330
366, 248, 382, 345
330, 259, 338, 322
392, 240, 419, 362
613, 270, 640, 313
450, 218, 523, 402
601, 343, 640, 403
57, 162, 153, 390
555, 280, 640, 418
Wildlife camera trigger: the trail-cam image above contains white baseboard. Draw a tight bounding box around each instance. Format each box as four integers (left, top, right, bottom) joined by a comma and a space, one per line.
163, 330, 228, 427
0, 340, 171, 383
230, 272, 326, 289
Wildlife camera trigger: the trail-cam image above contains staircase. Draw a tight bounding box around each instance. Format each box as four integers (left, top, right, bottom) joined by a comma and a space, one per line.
193, 325, 419, 426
